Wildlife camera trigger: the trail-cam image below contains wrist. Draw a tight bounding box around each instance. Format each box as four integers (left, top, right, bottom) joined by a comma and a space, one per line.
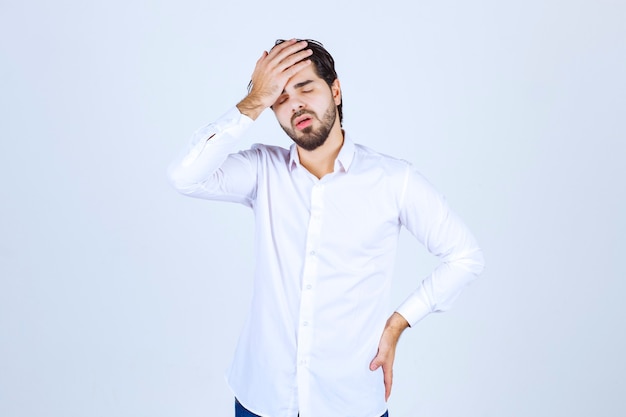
387, 312, 410, 333
236, 94, 269, 121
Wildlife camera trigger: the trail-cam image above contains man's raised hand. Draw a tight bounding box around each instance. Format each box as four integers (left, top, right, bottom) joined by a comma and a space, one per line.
237, 39, 312, 120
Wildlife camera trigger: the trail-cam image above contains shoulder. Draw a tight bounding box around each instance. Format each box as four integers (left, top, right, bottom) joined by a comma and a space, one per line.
352, 143, 413, 176
241, 143, 293, 171
351, 142, 438, 197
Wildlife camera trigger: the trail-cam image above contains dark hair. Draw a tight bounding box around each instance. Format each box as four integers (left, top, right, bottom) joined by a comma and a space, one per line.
274, 39, 343, 125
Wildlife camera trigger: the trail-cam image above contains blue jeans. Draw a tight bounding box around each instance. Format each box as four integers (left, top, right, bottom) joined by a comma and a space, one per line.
235, 398, 389, 417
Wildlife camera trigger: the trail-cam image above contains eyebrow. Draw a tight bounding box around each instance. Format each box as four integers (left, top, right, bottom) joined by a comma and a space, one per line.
294, 80, 314, 89
281, 79, 314, 94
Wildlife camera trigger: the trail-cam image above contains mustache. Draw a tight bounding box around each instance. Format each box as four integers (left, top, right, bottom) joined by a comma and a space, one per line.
291, 109, 316, 123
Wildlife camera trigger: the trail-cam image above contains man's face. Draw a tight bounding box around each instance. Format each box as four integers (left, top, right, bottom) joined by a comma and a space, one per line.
272, 65, 341, 151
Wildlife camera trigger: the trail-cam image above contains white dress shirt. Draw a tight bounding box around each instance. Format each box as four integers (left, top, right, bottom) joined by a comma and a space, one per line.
168, 107, 485, 417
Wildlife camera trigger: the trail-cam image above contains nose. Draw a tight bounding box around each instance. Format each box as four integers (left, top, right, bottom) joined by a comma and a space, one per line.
290, 98, 305, 113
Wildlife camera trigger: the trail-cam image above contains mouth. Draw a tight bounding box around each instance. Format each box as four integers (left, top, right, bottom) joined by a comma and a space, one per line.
293, 113, 314, 131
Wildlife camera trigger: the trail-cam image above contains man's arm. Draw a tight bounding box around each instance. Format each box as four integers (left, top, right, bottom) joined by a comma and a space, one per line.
371, 166, 485, 401
395, 167, 485, 325
167, 40, 313, 198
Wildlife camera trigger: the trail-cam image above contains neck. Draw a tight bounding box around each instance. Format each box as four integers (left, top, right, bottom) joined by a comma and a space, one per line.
297, 124, 344, 179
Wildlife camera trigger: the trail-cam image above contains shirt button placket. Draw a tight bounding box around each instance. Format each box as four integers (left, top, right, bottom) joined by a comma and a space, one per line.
296, 183, 324, 416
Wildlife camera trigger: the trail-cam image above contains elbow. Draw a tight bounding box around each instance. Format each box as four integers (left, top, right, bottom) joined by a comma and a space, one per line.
449, 246, 485, 281
166, 163, 197, 196
166, 163, 184, 190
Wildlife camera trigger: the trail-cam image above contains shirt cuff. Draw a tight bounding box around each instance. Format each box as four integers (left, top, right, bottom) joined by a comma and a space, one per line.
193, 106, 254, 145
395, 288, 433, 327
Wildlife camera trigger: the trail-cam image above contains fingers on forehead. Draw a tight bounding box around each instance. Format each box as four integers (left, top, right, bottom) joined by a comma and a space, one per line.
282, 48, 312, 67
271, 39, 308, 57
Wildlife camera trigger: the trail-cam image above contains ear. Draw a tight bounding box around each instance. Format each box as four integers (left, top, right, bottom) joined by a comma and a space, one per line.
331, 78, 342, 106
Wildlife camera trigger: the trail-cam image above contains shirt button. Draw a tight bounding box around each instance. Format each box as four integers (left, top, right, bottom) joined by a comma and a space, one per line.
303, 321, 309, 327
305, 284, 312, 290
309, 250, 316, 256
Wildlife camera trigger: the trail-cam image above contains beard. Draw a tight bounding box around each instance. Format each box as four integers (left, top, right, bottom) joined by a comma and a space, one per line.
279, 103, 337, 151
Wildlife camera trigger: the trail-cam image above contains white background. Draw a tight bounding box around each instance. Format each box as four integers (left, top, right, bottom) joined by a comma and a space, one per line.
1, 0, 624, 416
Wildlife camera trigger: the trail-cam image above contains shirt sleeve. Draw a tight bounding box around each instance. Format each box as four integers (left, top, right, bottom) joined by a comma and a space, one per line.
167, 106, 258, 206
395, 166, 485, 327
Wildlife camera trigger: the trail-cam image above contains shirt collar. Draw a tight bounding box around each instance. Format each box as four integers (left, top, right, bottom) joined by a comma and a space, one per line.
288, 132, 356, 173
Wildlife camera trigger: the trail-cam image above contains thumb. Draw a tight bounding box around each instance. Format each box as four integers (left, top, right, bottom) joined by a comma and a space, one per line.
369, 352, 382, 371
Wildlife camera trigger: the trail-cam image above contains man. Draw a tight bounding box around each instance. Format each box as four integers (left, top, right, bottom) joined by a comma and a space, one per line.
168, 39, 484, 417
